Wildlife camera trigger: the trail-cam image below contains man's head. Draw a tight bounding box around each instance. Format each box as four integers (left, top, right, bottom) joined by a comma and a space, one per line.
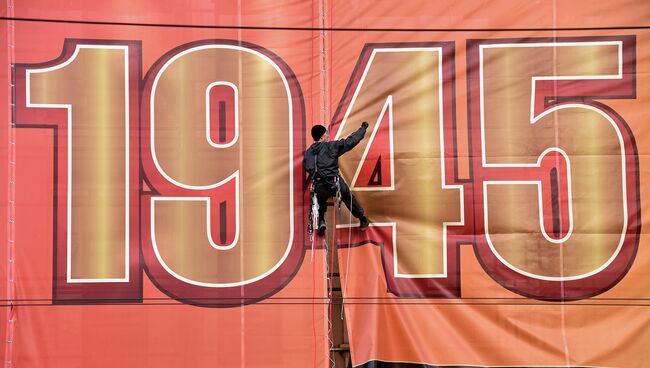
311, 124, 328, 142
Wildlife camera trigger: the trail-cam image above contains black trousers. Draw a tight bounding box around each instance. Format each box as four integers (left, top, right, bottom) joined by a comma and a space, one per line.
314, 175, 364, 222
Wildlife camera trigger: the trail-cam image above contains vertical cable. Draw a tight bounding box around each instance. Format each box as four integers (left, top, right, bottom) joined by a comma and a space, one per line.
319, 0, 329, 126
317, 1, 335, 366
310, 3, 319, 367
552, 1, 571, 365
325, 229, 334, 368
4, 0, 16, 366
340, 196, 352, 320
236, 1, 246, 367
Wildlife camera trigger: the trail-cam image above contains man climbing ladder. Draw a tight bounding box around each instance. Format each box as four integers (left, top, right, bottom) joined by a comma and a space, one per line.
304, 122, 370, 236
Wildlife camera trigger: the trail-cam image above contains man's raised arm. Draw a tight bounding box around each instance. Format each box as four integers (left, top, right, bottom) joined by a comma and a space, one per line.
337, 121, 368, 156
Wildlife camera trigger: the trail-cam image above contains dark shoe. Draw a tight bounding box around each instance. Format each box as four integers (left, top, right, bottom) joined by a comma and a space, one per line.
317, 219, 326, 236
359, 216, 369, 231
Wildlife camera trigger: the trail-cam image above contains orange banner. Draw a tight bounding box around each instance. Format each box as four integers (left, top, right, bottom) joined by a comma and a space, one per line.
1, 0, 649, 367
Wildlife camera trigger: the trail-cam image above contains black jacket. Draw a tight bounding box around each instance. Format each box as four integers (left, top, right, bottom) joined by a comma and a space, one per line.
304, 125, 367, 180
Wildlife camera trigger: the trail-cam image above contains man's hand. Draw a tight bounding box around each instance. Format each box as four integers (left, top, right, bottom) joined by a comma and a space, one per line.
361, 121, 369, 129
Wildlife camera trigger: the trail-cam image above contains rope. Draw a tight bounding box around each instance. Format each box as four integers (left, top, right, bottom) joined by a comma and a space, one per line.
341, 189, 353, 320
309, 183, 319, 262
4, 1, 16, 366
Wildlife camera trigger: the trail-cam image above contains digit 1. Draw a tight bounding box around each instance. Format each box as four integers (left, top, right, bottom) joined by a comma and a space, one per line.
13, 40, 142, 302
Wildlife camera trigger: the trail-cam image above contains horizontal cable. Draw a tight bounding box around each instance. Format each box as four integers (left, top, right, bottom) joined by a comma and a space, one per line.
1, 296, 650, 301
1, 301, 650, 307
1, 16, 649, 32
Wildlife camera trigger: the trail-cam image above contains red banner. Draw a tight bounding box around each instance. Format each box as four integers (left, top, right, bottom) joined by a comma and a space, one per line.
1, 0, 649, 367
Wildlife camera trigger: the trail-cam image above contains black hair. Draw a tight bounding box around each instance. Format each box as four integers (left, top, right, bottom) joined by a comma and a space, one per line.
311, 124, 327, 141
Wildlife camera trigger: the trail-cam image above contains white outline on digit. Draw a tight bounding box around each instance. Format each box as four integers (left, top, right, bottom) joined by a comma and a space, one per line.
149, 44, 294, 287
335, 47, 464, 278
27, 44, 130, 283
351, 95, 394, 191
205, 81, 239, 148
480, 41, 627, 281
